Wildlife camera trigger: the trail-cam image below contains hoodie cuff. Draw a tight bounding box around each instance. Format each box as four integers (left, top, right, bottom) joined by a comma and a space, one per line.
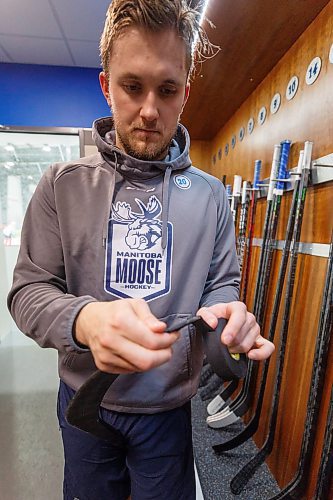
67, 297, 98, 352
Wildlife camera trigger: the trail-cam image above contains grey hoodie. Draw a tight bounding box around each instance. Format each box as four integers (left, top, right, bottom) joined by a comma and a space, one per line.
8, 117, 240, 413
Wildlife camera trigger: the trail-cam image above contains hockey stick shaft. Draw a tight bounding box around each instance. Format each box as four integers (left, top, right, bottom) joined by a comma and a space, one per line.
269, 228, 333, 499
229, 143, 311, 492
242, 161, 261, 303
314, 384, 333, 500
214, 155, 302, 454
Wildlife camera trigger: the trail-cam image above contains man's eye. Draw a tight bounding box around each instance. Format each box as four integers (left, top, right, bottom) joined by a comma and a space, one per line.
123, 84, 141, 93
160, 87, 177, 96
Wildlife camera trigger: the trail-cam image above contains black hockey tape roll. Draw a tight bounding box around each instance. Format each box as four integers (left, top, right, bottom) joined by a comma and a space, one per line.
196, 317, 248, 381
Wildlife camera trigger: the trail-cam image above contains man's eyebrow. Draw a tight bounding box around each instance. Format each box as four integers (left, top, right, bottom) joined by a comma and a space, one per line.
118, 73, 182, 86
118, 73, 141, 80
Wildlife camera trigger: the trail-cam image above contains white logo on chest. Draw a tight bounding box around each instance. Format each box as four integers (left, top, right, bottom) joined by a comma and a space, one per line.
104, 195, 173, 301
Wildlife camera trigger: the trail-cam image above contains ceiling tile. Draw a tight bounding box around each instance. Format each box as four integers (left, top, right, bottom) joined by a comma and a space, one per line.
0, 36, 73, 67
69, 40, 100, 68
0, 0, 62, 38
51, 0, 111, 42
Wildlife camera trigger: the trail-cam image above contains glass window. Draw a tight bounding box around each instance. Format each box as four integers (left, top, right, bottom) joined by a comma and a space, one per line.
0, 131, 79, 245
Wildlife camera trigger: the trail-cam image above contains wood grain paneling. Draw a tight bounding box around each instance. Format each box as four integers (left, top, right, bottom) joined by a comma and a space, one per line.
189, 140, 211, 172
189, 2, 333, 490
182, 0, 330, 140
208, 1, 333, 184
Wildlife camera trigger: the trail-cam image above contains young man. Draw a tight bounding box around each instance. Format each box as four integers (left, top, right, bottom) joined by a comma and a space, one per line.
8, 1, 274, 499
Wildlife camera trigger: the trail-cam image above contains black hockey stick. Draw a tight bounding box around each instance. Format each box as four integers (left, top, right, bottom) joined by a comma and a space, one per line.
206, 180, 249, 417
209, 145, 290, 430
213, 148, 302, 453
255, 140, 292, 331
242, 160, 262, 304
228, 141, 313, 493
252, 144, 282, 325
237, 180, 250, 276
314, 384, 333, 500
207, 164, 262, 429
268, 230, 333, 499
206, 379, 239, 416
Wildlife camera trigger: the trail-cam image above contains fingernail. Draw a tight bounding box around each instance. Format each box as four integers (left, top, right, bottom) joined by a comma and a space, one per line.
223, 334, 233, 344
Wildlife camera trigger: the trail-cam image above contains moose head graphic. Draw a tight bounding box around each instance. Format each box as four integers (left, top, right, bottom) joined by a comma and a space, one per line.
111, 195, 163, 251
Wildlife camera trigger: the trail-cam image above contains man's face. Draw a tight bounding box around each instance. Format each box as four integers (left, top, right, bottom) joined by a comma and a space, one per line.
99, 27, 190, 161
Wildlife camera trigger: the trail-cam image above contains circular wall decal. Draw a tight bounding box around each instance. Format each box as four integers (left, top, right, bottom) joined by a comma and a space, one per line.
286, 76, 299, 100
224, 143, 229, 156
247, 118, 254, 135
239, 127, 245, 141
218, 148, 222, 160
258, 106, 267, 126
231, 135, 236, 149
270, 93, 281, 114
305, 56, 322, 85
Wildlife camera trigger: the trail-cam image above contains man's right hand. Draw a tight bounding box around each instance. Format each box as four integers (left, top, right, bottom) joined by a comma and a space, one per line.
74, 299, 179, 374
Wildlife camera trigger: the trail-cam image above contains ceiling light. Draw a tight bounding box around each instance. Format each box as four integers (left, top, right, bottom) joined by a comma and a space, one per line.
5, 144, 15, 152
42, 145, 51, 152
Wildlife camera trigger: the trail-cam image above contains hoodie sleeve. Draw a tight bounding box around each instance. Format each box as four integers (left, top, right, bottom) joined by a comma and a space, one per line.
7, 166, 96, 353
199, 180, 240, 308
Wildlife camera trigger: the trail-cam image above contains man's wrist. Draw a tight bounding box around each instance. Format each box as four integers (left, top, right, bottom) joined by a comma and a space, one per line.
72, 304, 91, 349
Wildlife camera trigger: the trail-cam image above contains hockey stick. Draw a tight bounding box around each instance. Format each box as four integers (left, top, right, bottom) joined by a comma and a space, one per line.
226, 184, 232, 207
237, 181, 250, 276
255, 141, 291, 328
206, 164, 261, 421
228, 141, 313, 493
314, 383, 333, 500
206, 379, 239, 416
209, 144, 290, 430
242, 160, 262, 303
212, 149, 302, 452
252, 144, 282, 325
268, 230, 333, 499
230, 175, 242, 226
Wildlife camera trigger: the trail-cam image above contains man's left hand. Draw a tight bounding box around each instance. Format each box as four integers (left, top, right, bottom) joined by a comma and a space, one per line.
197, 301, 275, 361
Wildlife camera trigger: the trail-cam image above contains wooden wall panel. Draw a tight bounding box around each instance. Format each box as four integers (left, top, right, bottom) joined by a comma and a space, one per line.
207, 0, 333, 185
242, 247, 330, 491
189, 140, 211, 172
188, 1, 333, 490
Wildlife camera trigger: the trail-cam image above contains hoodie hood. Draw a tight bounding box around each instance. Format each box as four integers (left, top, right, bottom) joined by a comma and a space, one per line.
92, 116, 192, 179
92, 117, 192, 249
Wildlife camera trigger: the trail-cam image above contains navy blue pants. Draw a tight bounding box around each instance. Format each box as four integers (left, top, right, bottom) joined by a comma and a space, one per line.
57, 381, 196, 500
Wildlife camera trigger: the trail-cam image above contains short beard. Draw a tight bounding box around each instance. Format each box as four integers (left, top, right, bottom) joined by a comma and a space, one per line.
116, 126, 176, 162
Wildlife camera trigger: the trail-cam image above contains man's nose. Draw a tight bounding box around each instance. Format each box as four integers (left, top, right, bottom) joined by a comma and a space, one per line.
140, 92, 159, 122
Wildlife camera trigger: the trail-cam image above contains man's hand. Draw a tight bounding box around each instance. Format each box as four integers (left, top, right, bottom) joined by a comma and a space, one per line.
75, 299, 179, 374
197, 301, 274, 361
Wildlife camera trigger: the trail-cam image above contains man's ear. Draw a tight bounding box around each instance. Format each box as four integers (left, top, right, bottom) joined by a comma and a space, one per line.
99, 72, 111, 107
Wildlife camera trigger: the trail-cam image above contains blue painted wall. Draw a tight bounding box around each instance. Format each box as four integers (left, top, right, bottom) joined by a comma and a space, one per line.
0, 63, 110, 128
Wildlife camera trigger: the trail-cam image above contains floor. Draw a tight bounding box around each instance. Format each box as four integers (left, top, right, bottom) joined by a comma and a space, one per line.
0, 328, 205, 500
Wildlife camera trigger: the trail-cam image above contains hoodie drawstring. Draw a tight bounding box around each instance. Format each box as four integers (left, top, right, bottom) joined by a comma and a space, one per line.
161, 166, 172, 251
102, 153, 118, 247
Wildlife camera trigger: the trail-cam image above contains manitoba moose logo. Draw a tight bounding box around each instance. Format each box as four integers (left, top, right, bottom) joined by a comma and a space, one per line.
104, 195, 173, 301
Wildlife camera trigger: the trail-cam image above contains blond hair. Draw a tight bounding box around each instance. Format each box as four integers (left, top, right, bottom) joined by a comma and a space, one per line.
100, 0, 216, 79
